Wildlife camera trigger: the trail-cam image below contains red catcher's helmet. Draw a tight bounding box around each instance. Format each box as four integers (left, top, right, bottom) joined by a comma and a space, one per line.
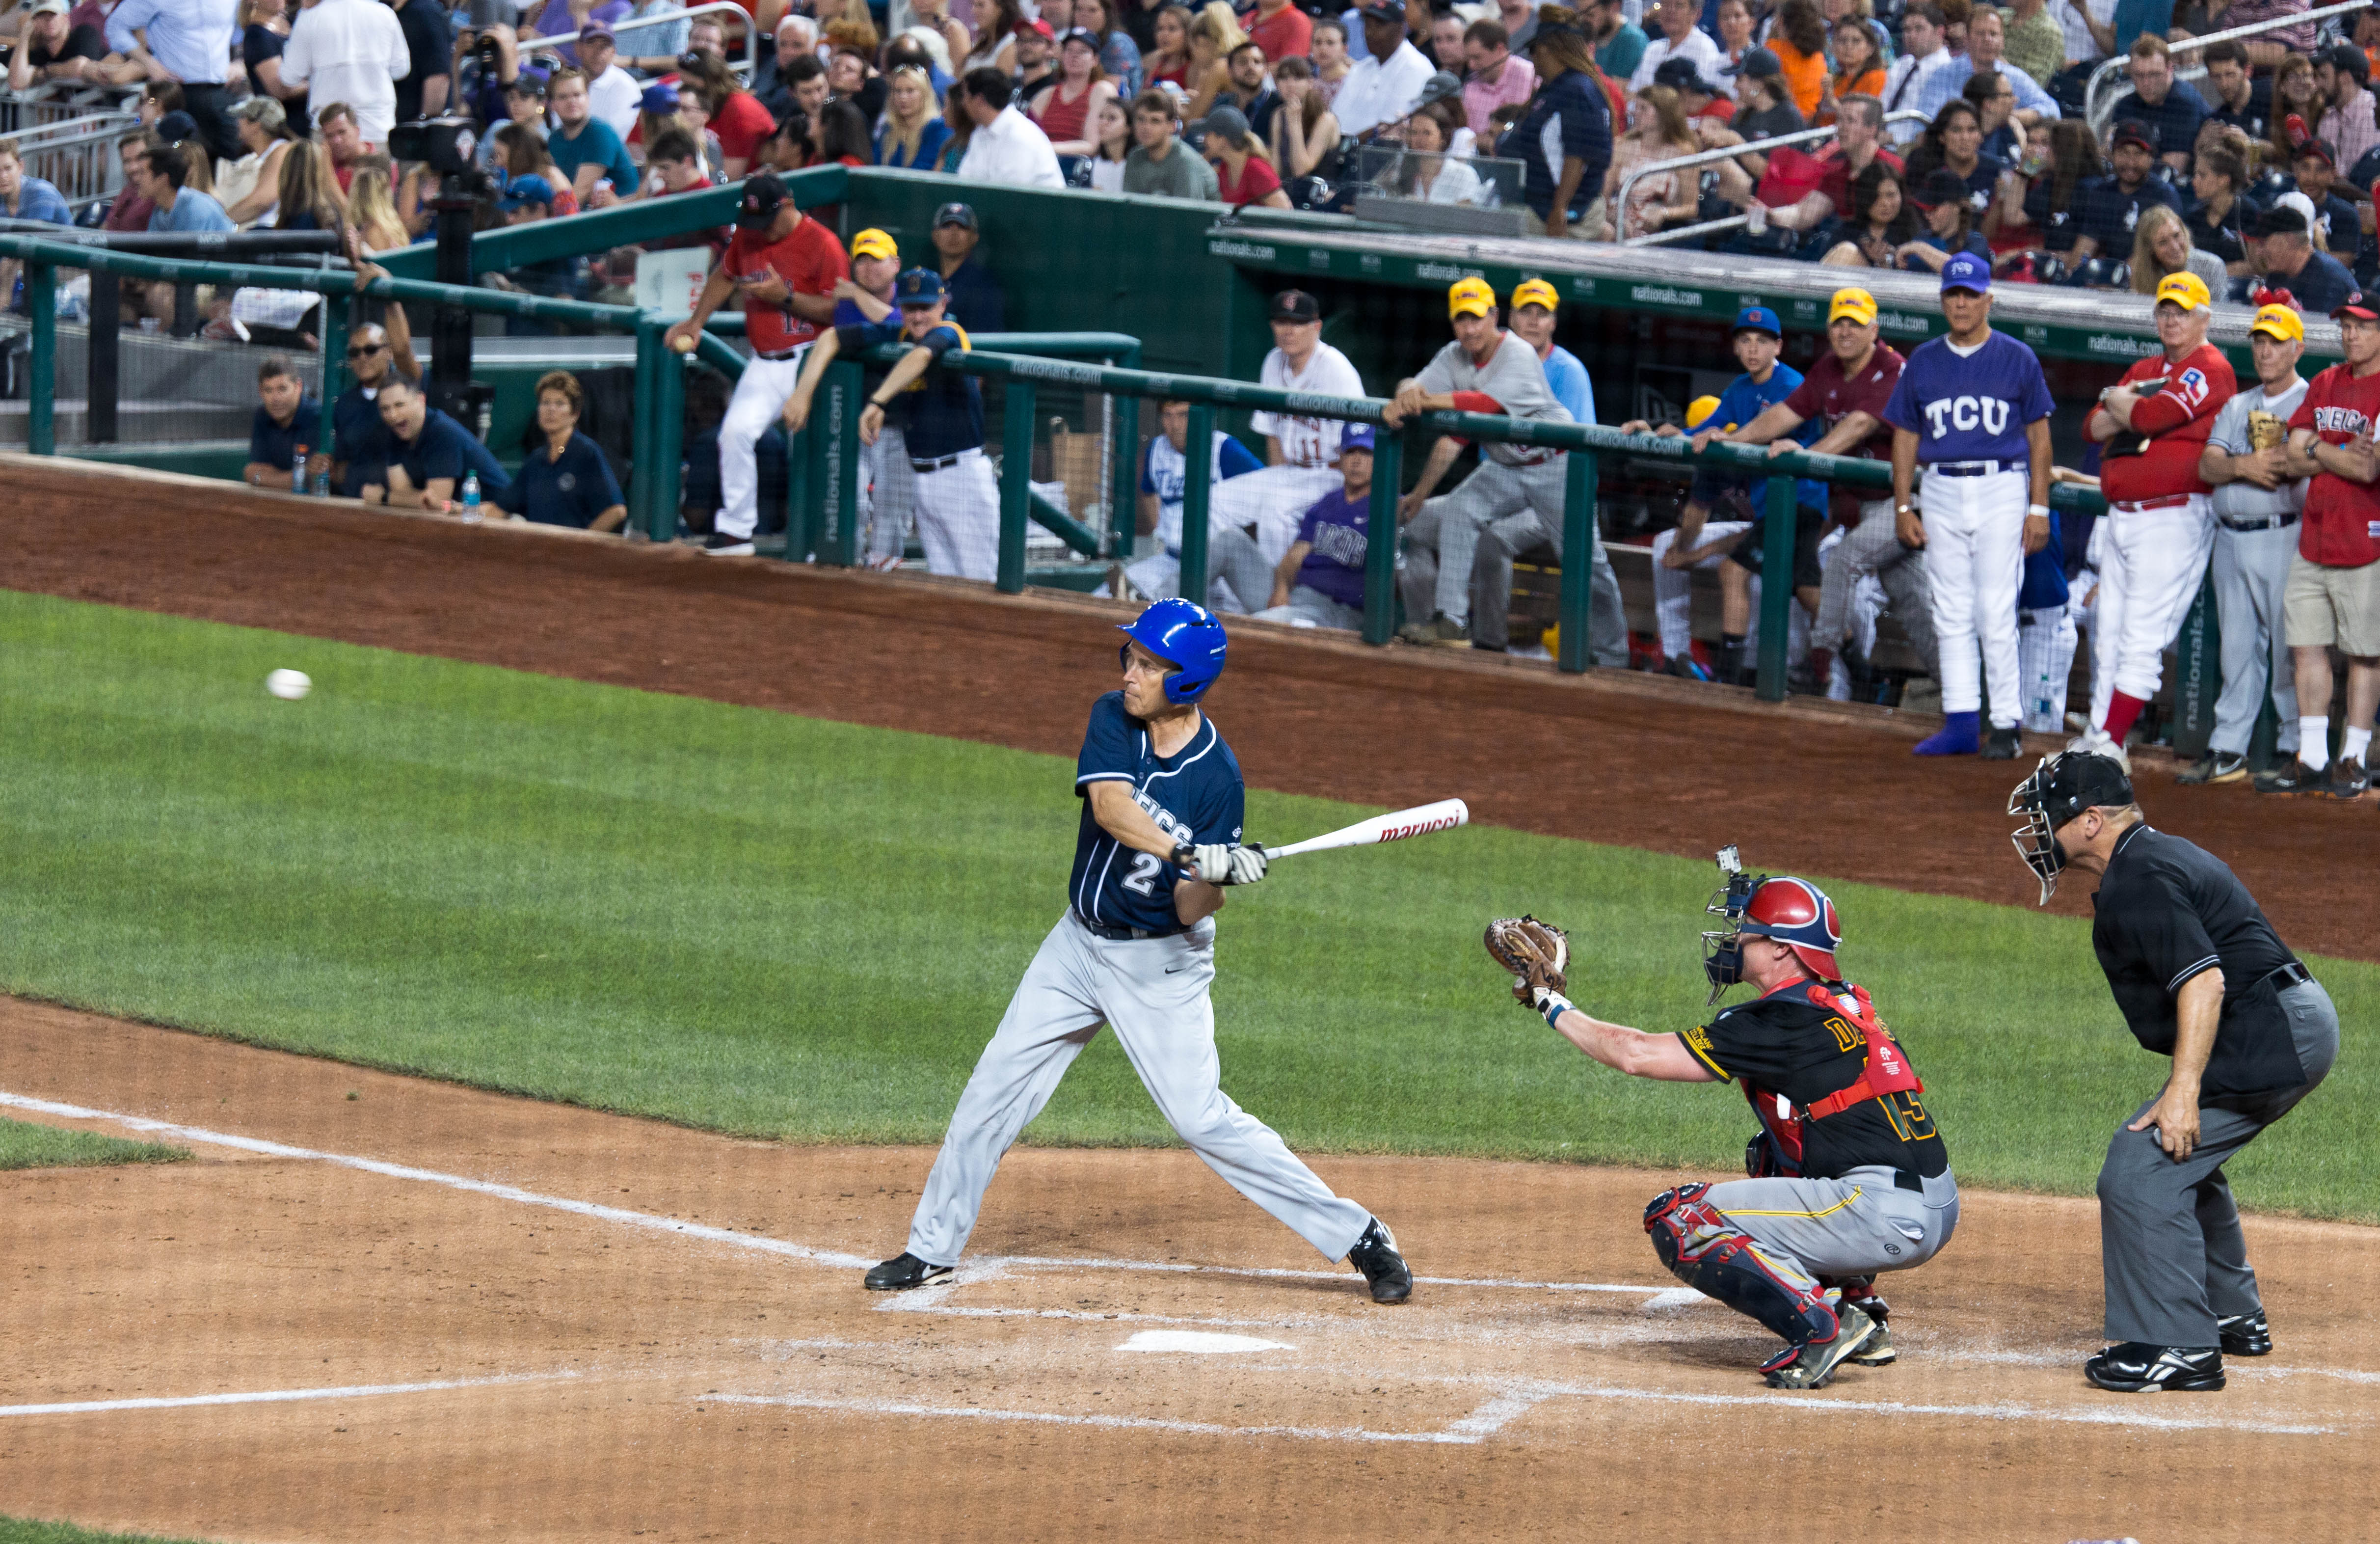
1736, 877, 1842, 981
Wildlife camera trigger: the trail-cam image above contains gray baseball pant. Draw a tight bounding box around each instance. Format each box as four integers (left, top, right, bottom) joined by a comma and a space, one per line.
2096, 978, 2338, 1347
1703, 1166, 1961, 1288
1177, 523, 1280, 614
1255, 584, 1364, 631
2208, 520, 2303, 758
907, 912, 1375, 1268
1815, 499, 1937, 669
1468, 505, 1627, 664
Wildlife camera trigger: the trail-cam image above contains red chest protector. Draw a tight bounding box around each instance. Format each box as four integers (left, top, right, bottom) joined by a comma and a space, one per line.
1740, 982, 1925, 1173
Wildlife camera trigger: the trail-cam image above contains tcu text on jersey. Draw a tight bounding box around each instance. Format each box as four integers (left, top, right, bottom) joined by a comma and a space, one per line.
1920, 395, 2015, 438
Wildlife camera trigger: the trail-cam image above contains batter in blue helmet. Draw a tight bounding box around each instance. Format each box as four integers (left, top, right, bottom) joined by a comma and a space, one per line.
865, 598, 1413, 1303
1487, 849, 1958, 1388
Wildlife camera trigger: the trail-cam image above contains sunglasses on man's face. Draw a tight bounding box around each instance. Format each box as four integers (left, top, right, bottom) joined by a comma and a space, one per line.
347, 343, 387, 358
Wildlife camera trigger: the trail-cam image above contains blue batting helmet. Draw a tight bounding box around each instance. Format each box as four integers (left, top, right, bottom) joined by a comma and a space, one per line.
1117, 598, 1227, 704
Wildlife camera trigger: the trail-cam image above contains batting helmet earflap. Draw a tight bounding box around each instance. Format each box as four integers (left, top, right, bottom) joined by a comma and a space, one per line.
1117, 598, 1228, 704
1736, 877, 1843, 982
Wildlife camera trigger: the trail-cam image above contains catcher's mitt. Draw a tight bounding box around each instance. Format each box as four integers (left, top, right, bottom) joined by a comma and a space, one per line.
1484, 916, 1570, 1007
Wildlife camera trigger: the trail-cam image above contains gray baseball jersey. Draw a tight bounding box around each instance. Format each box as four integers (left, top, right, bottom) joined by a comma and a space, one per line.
1417, 331, 1574, 468
2205, 377, 2310, 524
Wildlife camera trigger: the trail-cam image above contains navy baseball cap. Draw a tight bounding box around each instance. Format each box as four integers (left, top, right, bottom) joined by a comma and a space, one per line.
1940, 249, 1992, 293
1732, 305, 1782, 337
933, 200, 978, 230
1339, 422, 1377, 454
896, 267, 947, 306
736, 172, 790, 228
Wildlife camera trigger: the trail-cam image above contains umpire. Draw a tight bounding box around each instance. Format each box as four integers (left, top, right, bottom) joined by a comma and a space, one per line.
2008, 752, 2339, 1393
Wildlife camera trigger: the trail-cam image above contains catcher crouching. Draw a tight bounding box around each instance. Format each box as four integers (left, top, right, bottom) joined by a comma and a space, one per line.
1486, 854, 1959, 1390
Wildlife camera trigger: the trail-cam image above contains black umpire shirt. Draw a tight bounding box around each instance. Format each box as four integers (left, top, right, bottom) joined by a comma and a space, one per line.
2089, 824, 2307, 1098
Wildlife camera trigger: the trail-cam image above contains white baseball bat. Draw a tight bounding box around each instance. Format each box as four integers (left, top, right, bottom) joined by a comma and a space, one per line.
1264, 798, 1470, 860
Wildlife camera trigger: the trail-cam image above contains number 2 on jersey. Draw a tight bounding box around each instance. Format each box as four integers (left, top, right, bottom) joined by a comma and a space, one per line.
1122, 852, 1164, 896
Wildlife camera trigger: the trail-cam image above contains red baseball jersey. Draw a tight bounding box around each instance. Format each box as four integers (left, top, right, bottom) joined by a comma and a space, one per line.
2288, 362, 2380, 567
721, 214, 849, 357
2098, 343, 2233, 505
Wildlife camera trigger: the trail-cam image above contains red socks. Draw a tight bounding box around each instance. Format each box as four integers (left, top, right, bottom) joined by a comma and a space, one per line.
2101, 692, 2149, 748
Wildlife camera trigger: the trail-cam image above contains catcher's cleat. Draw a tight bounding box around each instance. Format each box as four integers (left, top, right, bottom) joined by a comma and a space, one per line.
1762, 1303, 1877, 1390
2176, 752, 2247, 786
863, 1252, 954, 1291
2219, 1311, 2272, 1357
1347, 1218, 1412, 1304
2084, 1343, 2224, 1393
1980, 725, 2023, 760
1845, 1321, 1896, 1366
2252, 757, 2325, 795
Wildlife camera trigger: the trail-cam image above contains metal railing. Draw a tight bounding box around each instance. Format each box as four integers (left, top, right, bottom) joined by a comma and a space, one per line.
0, 80, 145, 136
1618, 109, 1929, 248
6, 112, 141, 213
2083, 0, 2363, 133
519, 0, 760, 78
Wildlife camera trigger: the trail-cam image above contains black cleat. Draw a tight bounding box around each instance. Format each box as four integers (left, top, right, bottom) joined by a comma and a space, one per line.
863, 1252, 953, 1291
2219, 1311, 2272, 1357
701, 531, 757, 556
1981, 725, 2023, 760
1347, 1218, 1412, 1303
2176, 752, 2247, 786
2330, 756, 2369, 800
2253, 757, 2324, 795
2084, 1342, 2225, 1392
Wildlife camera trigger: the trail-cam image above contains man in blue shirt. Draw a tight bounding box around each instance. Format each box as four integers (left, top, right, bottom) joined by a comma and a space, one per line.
0, 138, 70, 317
240, 355, 326, 492
2106, 38, 2206, 176
107, 0, 243, 158
2071, 120, 2180, 267
330, 322, 411, 497
1256, 422, 1377, 632
1506, 277, 1596, 427
365, 374, 512, 513
2257, 203, 2357, 317
849, 269, 1000, 582
138, 129, 233, 234
930, 203, 1008, 336
544, 66, 639, 205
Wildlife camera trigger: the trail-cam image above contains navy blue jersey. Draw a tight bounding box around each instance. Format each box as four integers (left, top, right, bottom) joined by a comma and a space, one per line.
1882, 331, 2055, 464
2018, 509, 2068, 609
1070, 691, 1245, 933
393, 407, 512, 496
840, 318, 985, 461
2074, 172, 2180, 261
249, 396, 322, 470
332, 383, 392, 493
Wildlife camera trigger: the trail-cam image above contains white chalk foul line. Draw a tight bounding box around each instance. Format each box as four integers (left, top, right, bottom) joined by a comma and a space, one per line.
1509, 1378, 2339, 1436
0, 1372, 577, 1420
709, 1391, 1493, 1445
974, 1252, 1672, 1297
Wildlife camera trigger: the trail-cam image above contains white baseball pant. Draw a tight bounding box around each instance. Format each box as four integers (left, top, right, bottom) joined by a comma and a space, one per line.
1920, 468, 2028, 728
2086, 495, 2217, 731
1649, 520, 1751, 660
862, 426, 916, 569
1211, 464, 1342, 569
2017, 605, 2080, 733
911, 449, 1002, 582
718, 349, 809, 542
2208, 519, 2303, 757
906, 912, 1376, 1268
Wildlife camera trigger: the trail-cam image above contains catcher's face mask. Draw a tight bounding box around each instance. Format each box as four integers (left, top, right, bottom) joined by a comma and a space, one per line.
1700, 845, 1758, 1005
2007, 751, 2136, 906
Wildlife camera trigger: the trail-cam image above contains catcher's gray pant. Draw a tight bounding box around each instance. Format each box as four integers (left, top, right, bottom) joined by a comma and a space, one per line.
912, 449, 1001, 583
2017, 604, 2080, 734
1254, 584, 1364, 631
2209, 520, 2303, 758
907, 912, 1376, 1268
1699, 1166, 1960, 1297
1128, 524, 1277, 614
1815, 498, 1937, 669
2096, 979, 2336, 1347
862, 427, 916, 568
1469, 505, 1628, 663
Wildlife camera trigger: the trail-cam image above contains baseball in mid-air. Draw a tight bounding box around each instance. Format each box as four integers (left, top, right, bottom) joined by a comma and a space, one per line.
670, 332, 697, 353
266, 669, 312, 701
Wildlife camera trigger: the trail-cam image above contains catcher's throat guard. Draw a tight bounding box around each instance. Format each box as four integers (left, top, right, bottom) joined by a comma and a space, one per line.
1702, 847, 1845, 1003
1701, 846, 1757, 1005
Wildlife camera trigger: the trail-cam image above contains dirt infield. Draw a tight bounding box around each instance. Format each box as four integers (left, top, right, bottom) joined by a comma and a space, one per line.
6, 454, 2378, 961
3, 998, 2374, 1544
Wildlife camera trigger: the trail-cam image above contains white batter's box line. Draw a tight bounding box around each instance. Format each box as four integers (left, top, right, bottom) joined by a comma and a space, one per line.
874, 1300, 1291, 1329
0, 1371, 580, 1420
0, 1088, 878, 1272
1496, 1377, 2342, 1436
975, 1252, 1673, 1297
706, 1391, 1505, 1445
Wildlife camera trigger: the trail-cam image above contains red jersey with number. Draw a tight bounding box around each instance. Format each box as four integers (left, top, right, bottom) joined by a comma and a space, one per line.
2287, 362, 2380, 567
721, 214, 849, 356
2098, 344, 2234, 505
1783, 342, 1904, 522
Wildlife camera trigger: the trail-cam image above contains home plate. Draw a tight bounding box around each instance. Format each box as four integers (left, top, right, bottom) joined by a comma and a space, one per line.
1118, 1330, 1291, 1355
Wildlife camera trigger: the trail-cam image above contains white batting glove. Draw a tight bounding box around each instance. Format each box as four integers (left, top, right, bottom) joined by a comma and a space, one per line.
1223, 843, 1268, 886
1180, 843, 1233, 884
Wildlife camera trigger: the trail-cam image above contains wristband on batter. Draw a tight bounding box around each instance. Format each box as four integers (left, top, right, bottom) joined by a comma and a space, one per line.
2027, 503, 2050, 517
1537, 989, 1574, 1030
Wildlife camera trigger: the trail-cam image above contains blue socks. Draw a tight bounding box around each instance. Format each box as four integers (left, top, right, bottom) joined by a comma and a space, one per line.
1914, 710, 1980, 757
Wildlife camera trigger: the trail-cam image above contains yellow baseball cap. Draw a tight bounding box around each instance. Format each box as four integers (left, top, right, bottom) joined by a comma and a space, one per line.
2249, 302, 2305, 342
1829, 287, 1878, 325
1511, 277, 1560, 313
1448, 276, 1497, 320
850, 227, 899, 261
2154, 271, 2212, 313
1685, 394, 1723, 431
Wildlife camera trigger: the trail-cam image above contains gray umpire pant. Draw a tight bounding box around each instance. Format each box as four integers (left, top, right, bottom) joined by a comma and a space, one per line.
2208, 519, 2303, 758
2096, 978, 2339, 1347
1814, 498, 1937, 668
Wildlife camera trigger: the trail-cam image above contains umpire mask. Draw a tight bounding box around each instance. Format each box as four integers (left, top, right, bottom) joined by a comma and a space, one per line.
2007, 752, 2135, 906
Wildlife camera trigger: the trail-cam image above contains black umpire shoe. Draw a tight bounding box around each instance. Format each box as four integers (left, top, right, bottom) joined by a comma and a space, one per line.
2084, 1343, 2225, 1392
2219, 1310, 2273, 1357
2330, 756, 2370, 800
863, 1252, 954, 1291
1981, 725, 2023, 760
1347, 1218, 1412, 1303
2252, 757, 2325, 795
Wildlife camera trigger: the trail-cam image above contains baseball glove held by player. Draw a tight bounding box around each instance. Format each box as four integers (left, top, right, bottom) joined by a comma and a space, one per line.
1484, 916, 1570, 1006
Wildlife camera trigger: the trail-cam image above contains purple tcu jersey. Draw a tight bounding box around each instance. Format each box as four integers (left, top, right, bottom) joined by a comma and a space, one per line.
1070, 691, 1246, 934
1880, 331, 2056, 465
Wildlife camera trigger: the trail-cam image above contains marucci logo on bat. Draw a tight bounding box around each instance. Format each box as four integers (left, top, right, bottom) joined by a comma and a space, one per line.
1376, 814, 1463, 842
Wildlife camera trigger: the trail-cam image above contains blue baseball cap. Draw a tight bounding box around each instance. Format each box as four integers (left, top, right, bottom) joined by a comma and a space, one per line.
1732, 304, 1781, 337
1941, 250, 1992, 293
497, 173, 557, 211
895, 267, 946, 306
1339, 422, 1376, 454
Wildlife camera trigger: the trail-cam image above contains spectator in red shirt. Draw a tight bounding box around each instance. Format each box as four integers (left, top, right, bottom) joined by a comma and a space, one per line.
1244, 0, 1310, 64
663, 173, 851, 556
1756, 93, 1900, 239
103, 129, 155, 231
319, 102, 366, 195
1202, 103, 1287, 208
678, 52, 775, 177
641, 127, 725, 254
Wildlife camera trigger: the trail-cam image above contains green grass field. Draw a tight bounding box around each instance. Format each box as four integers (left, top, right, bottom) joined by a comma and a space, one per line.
0, 1117, 187, 1172
0, 1520, 218, 1544
0, 589, 2371, 1219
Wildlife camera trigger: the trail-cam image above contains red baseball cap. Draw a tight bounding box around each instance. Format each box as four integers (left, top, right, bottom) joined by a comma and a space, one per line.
2334, 290, 2380, 321
1016, 16, 1054, 38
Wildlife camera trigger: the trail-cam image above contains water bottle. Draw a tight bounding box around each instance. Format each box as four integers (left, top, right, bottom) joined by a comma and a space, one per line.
313, 468, 331, 498
460, 471, 483, 523
291, 444, 308, 495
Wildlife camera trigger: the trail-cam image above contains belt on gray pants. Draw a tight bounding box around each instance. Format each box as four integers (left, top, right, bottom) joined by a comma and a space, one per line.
1071, 908, 1188, 941
2220, 512, 2300, 533
2269, 960, 2313, 990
